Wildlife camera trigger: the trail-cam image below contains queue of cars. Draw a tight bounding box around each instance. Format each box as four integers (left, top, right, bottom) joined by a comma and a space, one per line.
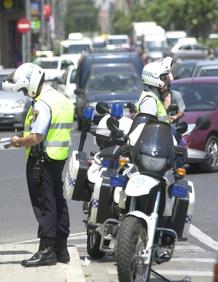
0, 33, 218, 173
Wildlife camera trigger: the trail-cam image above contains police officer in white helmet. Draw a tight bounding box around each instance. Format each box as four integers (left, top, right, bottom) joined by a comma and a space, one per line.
2, 63, 74, 267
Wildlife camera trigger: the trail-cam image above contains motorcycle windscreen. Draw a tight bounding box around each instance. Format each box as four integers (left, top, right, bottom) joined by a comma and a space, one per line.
132, 120, 175, 177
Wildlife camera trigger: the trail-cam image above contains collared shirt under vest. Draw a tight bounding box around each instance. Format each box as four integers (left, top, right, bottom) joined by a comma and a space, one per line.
23, 87, 74, 160
137, 90, 168, 122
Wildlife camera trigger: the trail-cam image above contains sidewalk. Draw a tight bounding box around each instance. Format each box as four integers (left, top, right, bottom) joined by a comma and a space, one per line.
0, 240, 86, 282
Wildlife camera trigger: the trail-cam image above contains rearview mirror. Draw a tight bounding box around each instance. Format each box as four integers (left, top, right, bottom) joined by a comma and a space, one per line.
106, 116, 123, 137
96, 102, 110, 114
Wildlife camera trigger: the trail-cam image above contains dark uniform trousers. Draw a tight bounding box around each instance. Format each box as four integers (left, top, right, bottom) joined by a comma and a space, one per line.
26, 157, 70, 240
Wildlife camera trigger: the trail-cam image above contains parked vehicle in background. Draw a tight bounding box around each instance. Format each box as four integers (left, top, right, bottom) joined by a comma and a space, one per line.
195, 65, 218, 77
170, 38, 208, 61
191, 60, 218, 77
144, 34, 168, 62
166, 30, 187, 48
172, 59, 218, 79
75, 51, 144, 90
106, 35, 131, 51
132, 21, 157, 51
172, 59, 203, 79
0, 89, 32, 129
171, 77, 218, 172
60, 37, 93, 67
74, 63, 143, 130
34, 56, 74, 82
0, 68, 15, 90
56, 65, 77, 103
93, 35, 106, 51
33, 56, 60, 81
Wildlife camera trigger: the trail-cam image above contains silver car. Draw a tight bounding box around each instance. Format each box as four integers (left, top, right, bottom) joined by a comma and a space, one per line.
0, 89, 32, 129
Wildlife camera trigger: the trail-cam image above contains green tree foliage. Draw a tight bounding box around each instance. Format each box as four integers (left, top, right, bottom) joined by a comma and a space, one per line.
112, 11, 131, 35
112, 0, 218, 39
64, 0, 99, 37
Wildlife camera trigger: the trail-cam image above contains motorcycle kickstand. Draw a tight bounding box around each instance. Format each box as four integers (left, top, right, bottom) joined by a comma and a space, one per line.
150, 269, 172, 282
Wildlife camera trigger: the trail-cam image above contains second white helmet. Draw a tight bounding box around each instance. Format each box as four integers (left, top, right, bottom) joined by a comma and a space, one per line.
141, 56, 173, 88
2, 63, 45, 98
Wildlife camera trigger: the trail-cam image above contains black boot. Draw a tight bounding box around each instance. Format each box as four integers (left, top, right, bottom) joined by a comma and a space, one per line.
54, 237, 70, 263
21, 238, 57, 267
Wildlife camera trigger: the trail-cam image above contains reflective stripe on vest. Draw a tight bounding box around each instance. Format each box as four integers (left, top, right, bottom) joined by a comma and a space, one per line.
137, 91, 168, 122
24, 88, 74, 160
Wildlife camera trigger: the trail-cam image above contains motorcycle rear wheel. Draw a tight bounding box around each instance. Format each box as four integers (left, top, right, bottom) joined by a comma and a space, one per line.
116, 216, 151, 282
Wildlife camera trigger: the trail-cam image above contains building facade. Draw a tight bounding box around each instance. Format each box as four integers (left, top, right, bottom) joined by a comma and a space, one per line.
0, 0, 25, 67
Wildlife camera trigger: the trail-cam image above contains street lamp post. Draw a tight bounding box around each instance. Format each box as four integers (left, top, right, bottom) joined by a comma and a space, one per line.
25, 0, 31, 62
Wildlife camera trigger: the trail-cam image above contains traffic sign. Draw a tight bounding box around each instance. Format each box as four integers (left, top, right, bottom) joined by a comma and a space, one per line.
16, 18, 31, 33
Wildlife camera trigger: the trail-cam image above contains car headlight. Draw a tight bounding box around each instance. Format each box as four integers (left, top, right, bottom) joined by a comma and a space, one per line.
140, 154, 167, 171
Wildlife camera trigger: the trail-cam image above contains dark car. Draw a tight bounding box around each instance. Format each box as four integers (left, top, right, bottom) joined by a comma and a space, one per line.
75, 51, 144, 90
172, 59, 201, 79
75, 63, 143, 130
191, 60, 218, 77
172, 59, 218, 79
171, 77, 218, 172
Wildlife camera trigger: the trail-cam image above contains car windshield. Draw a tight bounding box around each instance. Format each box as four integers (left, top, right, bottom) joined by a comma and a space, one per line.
64, 44, 91, 54
199, 68, 218, 77
147, 41, 165, 51
108, 39, 128, 45
36, 60, 58, 69
172, 63, 196, 79
171, 83, 218, 111
85, 65, 142, 92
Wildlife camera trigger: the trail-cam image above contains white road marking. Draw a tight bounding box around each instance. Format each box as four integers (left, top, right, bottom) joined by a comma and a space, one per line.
171, 258, 216, 263
190, 224, 218, 251
175, 244, 205, 252
107, 269, 213, 276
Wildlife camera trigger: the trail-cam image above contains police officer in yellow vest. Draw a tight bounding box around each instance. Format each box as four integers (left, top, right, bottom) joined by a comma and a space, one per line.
137, 56, 173, 121
2, 63, 74, 267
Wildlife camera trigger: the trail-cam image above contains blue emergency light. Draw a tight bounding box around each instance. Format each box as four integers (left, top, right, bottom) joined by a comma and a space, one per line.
83, 106, 94, 120
111, 103, 123, 119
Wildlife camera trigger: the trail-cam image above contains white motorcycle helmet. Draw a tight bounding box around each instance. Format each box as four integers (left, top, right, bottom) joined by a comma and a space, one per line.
141, 56, 173, 88
2, 63, 45, 98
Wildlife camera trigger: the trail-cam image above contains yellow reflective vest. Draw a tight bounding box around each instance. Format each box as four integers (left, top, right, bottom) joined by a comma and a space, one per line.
137, 90, 168, 122
23, 87, 74, 160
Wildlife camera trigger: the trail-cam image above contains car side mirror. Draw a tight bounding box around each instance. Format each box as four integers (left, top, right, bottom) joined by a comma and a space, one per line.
194, 116, 211, 131
106, 116, 123, 138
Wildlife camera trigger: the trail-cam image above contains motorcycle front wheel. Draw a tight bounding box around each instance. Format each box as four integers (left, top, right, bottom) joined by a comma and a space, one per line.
116, 216, 151, 282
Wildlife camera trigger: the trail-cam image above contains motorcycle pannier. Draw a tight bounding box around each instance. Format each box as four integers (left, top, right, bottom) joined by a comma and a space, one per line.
64, 150, 91, 201
89, 168, 117, 224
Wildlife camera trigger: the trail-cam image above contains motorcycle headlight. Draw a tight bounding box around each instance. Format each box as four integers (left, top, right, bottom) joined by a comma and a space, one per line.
140, 154, 167, 172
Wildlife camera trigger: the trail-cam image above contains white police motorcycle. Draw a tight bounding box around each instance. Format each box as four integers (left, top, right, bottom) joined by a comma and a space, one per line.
105, 113, 210, 282
64, 103, 133, 259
